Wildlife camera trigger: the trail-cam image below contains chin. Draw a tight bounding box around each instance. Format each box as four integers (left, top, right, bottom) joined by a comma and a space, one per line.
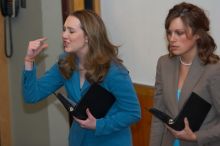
64, 47, 73, 53
171, 51, 182, 56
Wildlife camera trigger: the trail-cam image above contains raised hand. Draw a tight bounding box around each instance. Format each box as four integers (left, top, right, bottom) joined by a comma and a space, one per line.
25, 37, 48, 60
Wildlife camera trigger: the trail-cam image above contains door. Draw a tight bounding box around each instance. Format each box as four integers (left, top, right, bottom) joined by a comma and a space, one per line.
0, 13, 12, 146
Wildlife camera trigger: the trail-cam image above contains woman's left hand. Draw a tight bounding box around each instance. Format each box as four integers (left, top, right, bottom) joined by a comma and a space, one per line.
74, 108, 96, 130
166, 117, 197, 142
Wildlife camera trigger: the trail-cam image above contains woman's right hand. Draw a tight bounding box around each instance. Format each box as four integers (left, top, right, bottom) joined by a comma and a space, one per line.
166, 118, 197, 142
25, 37, 48, 60
24, 37, 48, 70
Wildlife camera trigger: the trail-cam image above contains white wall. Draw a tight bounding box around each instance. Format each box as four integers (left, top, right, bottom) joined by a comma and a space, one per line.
101, 0, 220, 86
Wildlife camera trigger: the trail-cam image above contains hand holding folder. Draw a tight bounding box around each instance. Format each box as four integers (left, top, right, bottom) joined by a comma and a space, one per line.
149, 92, 211, 132
54, 84, 116, 120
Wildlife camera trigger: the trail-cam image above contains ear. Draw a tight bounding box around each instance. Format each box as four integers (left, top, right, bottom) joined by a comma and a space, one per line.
194, 34, 200, 40
85, 36, 88, 43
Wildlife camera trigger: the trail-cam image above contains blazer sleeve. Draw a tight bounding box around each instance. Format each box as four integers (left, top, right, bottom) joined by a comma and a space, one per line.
95, 64, 141, 136
149, 57, 166, 146
22, 63, 64, 103
196, 65, 220, 145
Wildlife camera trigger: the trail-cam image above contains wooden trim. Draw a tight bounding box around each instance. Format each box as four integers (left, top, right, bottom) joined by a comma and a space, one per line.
93, 0, 100, 14
71, 0, 85, 11
62, 0, 101, 24
134, 83, 155, 97
0, 15, 12, 146
69, 0, 100, 14
62, 0, 71, 23
131, 83, 155, 146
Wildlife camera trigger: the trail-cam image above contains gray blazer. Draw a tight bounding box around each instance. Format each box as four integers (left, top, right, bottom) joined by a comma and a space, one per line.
150, 54, 220, 146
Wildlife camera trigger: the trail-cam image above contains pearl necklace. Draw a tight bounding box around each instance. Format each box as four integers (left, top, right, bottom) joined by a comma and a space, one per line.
179, 57, 192, 66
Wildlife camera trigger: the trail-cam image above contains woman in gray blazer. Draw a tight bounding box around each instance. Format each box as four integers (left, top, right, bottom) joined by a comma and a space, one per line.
150, 2, 220, 146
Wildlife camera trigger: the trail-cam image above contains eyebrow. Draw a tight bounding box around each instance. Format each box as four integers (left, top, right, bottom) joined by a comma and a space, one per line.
167, 29, 185, 31
64, 26, 75, 30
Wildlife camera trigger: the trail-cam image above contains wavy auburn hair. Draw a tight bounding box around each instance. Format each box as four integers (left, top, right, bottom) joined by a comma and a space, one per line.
165, 2, 219, 64
58, 10, 122, 83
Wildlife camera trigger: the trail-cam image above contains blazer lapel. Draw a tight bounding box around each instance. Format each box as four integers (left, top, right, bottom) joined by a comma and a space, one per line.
70, 71, 91, 102
70, 71, 81, 102
172, 57, 180, 115
80, 79, 91, 95
165, 57, 179, 116
178, 55, 205, 109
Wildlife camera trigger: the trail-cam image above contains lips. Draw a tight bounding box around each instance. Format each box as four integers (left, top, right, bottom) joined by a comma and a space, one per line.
63, 40, 69, 48
170, 45, 179, 50
63, 42, 68, 47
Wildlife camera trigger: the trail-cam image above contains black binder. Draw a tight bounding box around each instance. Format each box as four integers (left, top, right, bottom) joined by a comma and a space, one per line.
149, 92, 211, 132
54, 84, 116, 120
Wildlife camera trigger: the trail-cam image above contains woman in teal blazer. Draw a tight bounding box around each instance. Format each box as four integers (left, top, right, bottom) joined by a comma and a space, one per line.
22, 10, 141, 146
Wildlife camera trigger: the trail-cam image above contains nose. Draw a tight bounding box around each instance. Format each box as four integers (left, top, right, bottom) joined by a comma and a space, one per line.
169, 33, 176, 42
62, 30, 68, 39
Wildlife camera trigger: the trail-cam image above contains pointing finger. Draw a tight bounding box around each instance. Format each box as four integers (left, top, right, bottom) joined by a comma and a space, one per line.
36, 37, 47, 42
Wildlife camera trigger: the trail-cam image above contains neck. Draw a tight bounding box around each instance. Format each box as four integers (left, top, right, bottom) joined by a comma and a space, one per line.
179, 57, 192, 66
179, 45, 198, 66
78, 60, 85, 70
76, 44, 89, 61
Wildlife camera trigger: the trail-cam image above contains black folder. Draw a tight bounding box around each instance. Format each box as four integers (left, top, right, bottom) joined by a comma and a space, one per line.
54, 84, 116, 120
149, 92, 211, 132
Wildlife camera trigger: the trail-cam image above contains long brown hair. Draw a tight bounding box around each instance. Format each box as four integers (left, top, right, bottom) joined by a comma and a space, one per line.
165, 2, 219, 64
58, 10, 122, 83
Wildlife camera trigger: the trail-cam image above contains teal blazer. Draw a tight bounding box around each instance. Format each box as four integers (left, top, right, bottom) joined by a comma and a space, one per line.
22, 59, 141, 146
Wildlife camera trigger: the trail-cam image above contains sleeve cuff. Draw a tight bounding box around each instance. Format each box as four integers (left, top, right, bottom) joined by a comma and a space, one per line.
95, 118, 105, 136
196, 130, 208, 146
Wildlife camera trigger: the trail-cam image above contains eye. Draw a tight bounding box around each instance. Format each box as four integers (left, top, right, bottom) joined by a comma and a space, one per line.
176, 30, 185, 36
69, 28, 75, 34
166, 30, 172, 36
